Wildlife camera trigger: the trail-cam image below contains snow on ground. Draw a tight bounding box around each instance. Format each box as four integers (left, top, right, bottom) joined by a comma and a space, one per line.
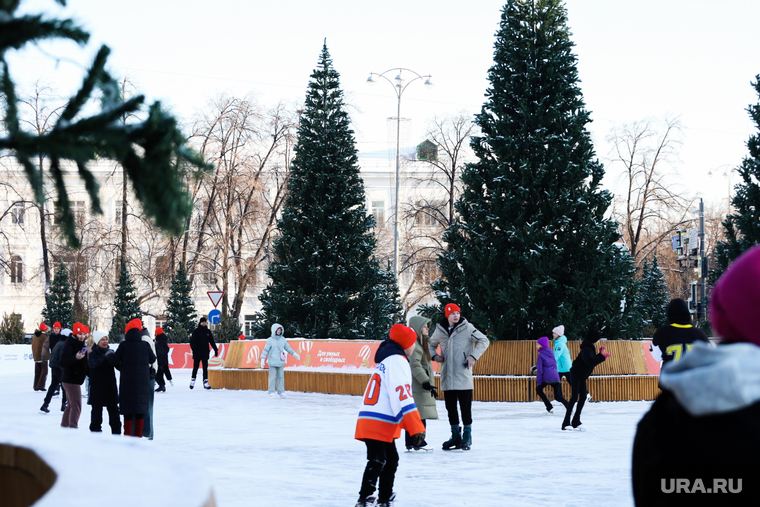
1, 367, 651, 507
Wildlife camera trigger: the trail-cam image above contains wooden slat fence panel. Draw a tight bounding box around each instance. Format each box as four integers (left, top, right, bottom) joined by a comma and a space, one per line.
210, 370, 660, 401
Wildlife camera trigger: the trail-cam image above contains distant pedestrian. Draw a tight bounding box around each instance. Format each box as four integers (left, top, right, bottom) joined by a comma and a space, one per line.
32, 323, 50, 391
59, 323, 89, 428
141, 327, 158, 439
109, 318, 156, 437
561, 329, 610, 431
354, 324, 426, 507
46, 322, 64, 396
40, 329, 69, 413
189, 317, 218, 390
535, 336, 569, 413
154, 327, 172, 391
404, 315, 438, 451
632, 244, 760, 505
87, 331, 120, 434
428, 303, 489, 451
649, 298, 709, 365
261, 323, 300, 398
552, 325, 572, 380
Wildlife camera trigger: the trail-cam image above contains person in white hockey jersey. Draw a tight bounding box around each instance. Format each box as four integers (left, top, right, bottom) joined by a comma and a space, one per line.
354, 324, 426, 507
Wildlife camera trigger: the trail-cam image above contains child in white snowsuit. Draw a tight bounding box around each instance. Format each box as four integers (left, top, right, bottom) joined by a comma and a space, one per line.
355, 324, 426, 507
261, 323, 300, 398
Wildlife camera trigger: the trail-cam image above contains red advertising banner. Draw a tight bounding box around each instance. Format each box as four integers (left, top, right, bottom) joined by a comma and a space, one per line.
167, 343, 230, 369
641, 340, 662, 375
235, 340, 380, 369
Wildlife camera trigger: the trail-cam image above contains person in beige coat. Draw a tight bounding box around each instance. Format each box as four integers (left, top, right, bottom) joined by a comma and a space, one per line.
32, 323, 50, 391
405, 315, 439, 451
428, 303, 489, 451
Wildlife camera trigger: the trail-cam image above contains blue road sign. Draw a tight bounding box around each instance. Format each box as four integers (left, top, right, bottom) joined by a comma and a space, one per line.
208, 309, 222, 325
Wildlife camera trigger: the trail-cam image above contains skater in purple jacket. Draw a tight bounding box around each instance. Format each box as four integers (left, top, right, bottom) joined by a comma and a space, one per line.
535, 337, 569, 413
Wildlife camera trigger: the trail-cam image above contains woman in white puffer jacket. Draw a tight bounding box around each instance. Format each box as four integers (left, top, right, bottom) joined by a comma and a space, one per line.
261, 323, 300, 398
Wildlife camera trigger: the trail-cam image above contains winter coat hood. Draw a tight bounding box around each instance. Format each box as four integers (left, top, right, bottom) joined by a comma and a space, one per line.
374, 338, 408, 364
659, 341, 760, 417
666, 298, 692, 326
554, 335, 567, 347
271, 323, 284, 338
408, 316, 430, 341
580, 329, 601, 347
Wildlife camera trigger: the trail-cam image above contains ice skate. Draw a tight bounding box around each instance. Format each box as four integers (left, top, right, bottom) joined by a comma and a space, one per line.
573, 424, 586, 432
461, 426, 472, 451
203, 379, 211, 390
268, 393, 277, 398
39, 403, 50, 414
168, 380, 173, 386
278, 392, 287, 398
155, 386, 166, 393
189, 378, 196, 389
377, 493, 396, 507
354, 495, 377, 507
442, 426, 462, 450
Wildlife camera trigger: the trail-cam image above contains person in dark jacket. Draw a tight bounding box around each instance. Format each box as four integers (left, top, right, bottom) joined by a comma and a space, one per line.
32, 323, 50, 391
40, 329, 68, 413
87, 331, 120, 434
560, 329, 610, 431
632, 245, 760, 506
59, 323, 89, 428
189, 317, 218, 390
650, 298, 709, 365
535, 336, 569, 413
154, 327, 172, 392
109, 318, 156, 437
46, 321, 64, 396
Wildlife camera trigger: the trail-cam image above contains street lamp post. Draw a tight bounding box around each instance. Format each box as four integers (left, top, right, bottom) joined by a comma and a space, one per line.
367, 68, 432, 279
708, 166, 738, 214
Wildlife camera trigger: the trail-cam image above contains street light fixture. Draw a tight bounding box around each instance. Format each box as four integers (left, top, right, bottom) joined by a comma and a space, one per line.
707, 166, 739, 214
367, 68, 433, 279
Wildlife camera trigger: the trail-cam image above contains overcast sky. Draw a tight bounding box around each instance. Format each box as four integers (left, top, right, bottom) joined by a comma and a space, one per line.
9, 0, 760, 210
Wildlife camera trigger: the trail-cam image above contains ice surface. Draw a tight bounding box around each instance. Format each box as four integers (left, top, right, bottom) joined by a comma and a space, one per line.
1, 367, 650, 506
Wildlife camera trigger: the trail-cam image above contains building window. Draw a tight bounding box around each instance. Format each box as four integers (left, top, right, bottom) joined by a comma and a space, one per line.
372, 200, 385, 224
54, 200, 85, 225
72, 201, 85, 223
10, 255, 23, 283
60, 255, 87, 284
115, 200, 123, 224
11, 204, 24, 225
244, 315, 256, 337
414, 208, 437, 227
155, 255, 172, 284
199, 262, 216, 286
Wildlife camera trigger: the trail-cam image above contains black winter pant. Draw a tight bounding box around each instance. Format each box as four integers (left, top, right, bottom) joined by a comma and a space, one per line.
157, 363, 172, 387
358, 439, 399, 502
536, 382, 569, 410
90, 403, 121, 434
43, 367, 66, 407
191, 358, 209, 381
562, 373, 589, 428
444, 389, 473, 426
404, 419, 428, 449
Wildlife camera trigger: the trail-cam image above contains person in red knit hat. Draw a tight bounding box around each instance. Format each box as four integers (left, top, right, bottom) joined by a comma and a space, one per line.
354, 324, 426, 507
632, 244, 760, 505
154, 327, 173, 392
428, 303, 489, 450
108, 318, 156, 437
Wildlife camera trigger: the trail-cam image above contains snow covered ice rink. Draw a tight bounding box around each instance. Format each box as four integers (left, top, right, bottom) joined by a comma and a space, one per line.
2, 367, 652, 507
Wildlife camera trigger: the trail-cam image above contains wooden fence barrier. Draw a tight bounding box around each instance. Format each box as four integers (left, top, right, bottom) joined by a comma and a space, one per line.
209, 369, 661, 401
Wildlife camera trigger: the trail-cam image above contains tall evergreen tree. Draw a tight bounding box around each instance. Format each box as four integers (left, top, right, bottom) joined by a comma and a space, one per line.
215, 312, 242, 343
257, 43, 401, 340
109, 259, 141, 341
434, 0, 635, 340
41, 262, 73, 328
164, 262, 197, 344
638, 255, 669, 330
714, 76, 760, 279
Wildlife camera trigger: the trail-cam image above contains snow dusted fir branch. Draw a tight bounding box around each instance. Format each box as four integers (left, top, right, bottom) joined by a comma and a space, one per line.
0, 0, 211, 247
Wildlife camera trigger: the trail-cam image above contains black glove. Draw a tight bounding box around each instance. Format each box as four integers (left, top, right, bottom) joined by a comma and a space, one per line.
422, 381, 438, 398
412, 431, 426, 447
432, 354, 444, 363
530, 365, 537, 373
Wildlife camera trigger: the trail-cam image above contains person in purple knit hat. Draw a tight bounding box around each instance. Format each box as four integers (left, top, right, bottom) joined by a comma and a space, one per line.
632, 244, 760, 506
534, 336, 568, 413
